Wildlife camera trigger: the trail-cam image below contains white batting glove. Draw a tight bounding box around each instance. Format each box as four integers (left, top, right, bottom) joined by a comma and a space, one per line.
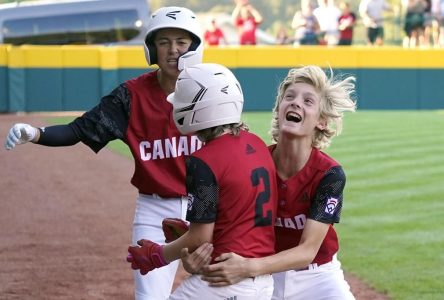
4, 123, 38, 150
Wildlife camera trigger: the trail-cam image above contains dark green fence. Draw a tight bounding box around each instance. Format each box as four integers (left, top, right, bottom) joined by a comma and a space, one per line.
1, 45, 443, 112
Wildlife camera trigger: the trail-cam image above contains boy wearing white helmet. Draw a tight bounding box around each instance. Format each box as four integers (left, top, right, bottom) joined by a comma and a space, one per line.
4, 6, 204, 300
127, 63, 278, 300
144, 7, 203, 70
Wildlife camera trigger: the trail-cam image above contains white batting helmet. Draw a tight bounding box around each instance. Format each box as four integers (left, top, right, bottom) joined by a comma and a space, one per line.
167, 63, 244, 135
144, 6, 203, 69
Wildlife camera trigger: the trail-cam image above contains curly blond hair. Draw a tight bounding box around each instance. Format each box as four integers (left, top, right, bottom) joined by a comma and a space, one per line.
270, 65, 357, 150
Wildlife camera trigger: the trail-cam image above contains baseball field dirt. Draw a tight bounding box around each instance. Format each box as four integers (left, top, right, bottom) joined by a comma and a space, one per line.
0, 113, 389, 299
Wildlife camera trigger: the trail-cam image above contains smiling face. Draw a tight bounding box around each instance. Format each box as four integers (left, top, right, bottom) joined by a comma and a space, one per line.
277, 82, 326, 140
270, 66, 356, 149
154, 28, 193, 78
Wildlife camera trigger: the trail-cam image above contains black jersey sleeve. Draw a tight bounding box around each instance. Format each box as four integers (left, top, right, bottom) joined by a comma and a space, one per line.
309, 166, 345, 224
69, 83, 131, 153
185, 156, 219, 224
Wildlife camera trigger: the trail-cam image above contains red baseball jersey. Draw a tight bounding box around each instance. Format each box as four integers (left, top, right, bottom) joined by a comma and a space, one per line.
271, 145, 345, 265
70, 70, 202, 197
186, 131, 278, 260
125, 72, 202, 197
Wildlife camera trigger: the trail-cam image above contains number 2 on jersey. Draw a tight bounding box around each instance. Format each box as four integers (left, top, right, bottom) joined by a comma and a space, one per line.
251, 167, 272, 227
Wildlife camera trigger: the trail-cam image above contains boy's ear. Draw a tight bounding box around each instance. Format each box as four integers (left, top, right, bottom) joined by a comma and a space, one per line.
316, 118, 327, 131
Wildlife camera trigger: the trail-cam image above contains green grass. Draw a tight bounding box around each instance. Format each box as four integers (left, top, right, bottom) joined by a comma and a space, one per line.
49, 111, 444, 299
330, 111, 444, 300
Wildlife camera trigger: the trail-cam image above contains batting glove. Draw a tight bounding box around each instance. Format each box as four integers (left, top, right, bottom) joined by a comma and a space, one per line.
127, 239, 169, 275
162, 218, 189, 243
5, 123, 38, 150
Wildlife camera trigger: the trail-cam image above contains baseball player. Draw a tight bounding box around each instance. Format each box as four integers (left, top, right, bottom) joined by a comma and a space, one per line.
4, 7, 204, 300
181, 65, 357, 300
127, 63, 278, 300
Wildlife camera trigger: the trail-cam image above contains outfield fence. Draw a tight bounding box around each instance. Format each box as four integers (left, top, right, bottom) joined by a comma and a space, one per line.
1, 45, 443, 112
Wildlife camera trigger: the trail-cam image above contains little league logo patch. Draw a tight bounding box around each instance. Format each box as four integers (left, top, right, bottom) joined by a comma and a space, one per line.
325, 197, 338, 214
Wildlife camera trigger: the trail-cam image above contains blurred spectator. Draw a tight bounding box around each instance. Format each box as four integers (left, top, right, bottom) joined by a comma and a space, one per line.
402, 0, 427, 47
359, 0, 392, 46
231, 0, 263, 45
338, 1, 357, 45
422, 0, 433, 46
275, 25, 292, 45
291, 0, 321, 45
204, 18, 228, 46
313, 0, 341, 45
431, 0, 444, 47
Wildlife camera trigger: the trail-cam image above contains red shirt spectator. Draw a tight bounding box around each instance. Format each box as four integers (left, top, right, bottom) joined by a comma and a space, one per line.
235, 16, 259, 45
338, 1, 357, 45
232, 1, 263, 45
204, 19, 228, 46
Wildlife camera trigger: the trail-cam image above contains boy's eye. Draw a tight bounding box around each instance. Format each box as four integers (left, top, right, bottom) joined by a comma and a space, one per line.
177, 40, 190, 47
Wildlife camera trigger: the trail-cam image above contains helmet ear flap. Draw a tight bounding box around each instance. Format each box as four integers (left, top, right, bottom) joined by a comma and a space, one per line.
189, 36, 200, 52
144, 35, 157, 65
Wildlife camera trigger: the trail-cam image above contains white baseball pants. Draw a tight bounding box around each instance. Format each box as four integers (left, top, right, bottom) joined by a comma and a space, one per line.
132, 193, 187, 300
271, 254, 355, 300
169, 274, 274, 300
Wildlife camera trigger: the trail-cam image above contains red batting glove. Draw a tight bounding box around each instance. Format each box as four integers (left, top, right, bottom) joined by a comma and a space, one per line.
127, 240, 169, 275
162, 218, 189, 243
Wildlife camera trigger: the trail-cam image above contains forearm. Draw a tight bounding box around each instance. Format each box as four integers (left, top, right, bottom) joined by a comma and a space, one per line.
250, 221, 329, 276
163, 232, 209, 263
231, 5, 242, 21
247, 246, 317, 277
35, 124, 80, 146
250, 9, 263, 23
291, 16, 301, 28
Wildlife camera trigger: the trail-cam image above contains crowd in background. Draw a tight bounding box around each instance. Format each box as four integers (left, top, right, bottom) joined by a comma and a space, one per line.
203, 0, 444, 48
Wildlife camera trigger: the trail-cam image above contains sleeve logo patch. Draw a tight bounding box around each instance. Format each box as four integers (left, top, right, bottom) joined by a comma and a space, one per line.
325, 197, 338, 214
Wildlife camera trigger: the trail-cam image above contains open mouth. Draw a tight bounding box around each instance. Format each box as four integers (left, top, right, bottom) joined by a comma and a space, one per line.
286, 111, 302, 123
167, 58, 178, 65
